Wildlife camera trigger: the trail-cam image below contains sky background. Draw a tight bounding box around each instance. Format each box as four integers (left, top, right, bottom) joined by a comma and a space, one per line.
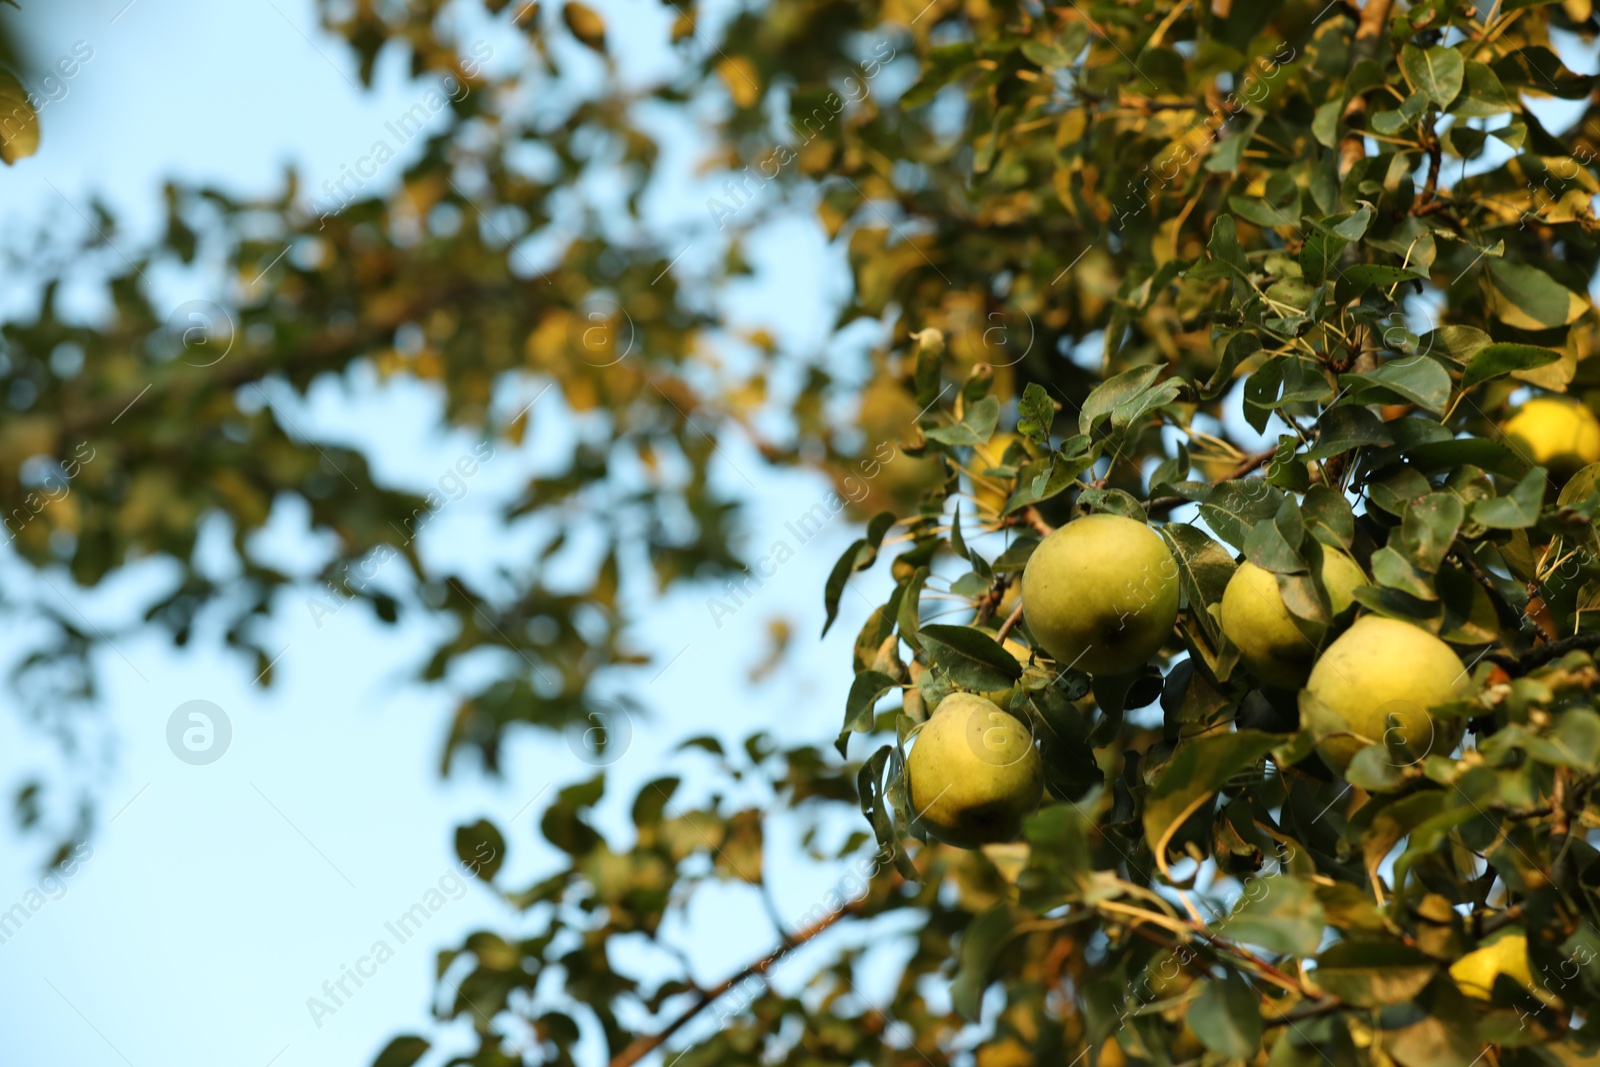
0, 2, 906, 1065
2, 3, 1597, 1066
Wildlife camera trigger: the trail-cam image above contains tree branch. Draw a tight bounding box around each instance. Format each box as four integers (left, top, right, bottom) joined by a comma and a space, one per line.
56, 280, 519, 441
1338, 0, 1395, 176
994, 596, 1026, 643
609, 899, 862, 1067
1484, 632, 1600, 676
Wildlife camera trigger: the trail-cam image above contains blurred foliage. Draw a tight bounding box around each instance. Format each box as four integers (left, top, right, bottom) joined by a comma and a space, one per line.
10, 0, 1600, 1064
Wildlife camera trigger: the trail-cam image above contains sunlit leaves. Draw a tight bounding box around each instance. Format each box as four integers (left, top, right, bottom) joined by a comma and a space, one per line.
1401, 44, 1464, 108
1486, 260, 1589, 330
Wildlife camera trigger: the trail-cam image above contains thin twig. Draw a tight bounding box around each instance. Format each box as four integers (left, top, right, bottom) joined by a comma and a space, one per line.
609, 900, 863, 1067
994, 597, 1026, 643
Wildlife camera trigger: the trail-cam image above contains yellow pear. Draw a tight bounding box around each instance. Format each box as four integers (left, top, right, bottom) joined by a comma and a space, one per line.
906, 693, 1043, 848
1220, 551, 1366, 689
1021, 514, 1179, 675
1502, 396, 1600, 484
1450, 931, 1538, 1000
1306, 616, 1468, 773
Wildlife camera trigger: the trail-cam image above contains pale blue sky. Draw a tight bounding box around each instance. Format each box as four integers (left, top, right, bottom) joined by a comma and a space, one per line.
0, 2, 902, 1065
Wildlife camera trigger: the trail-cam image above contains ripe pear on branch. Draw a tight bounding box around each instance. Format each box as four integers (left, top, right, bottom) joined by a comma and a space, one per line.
1501, 396, 1600, 485
1305, 616, 1469, 773
906, 693, 1042, 849
1020, 514, 1180, 676
1220, 550, 1367, 690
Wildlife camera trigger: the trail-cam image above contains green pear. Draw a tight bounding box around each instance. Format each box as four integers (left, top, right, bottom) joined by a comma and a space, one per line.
1021, 514, 1179, 675
1220, 550, 1366, 689
1306, 616, 1468, 773
906, 693, 1043, 848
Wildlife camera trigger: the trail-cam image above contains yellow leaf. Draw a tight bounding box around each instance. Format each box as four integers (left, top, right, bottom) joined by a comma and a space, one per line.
562, 1, 606, 53
717, 56, 760, 108
0, 70, 40, 165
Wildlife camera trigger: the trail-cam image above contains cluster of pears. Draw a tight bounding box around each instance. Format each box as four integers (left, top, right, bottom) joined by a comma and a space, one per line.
910, 513, 1182, 847
1220, 548, 1468, 770
906, 393, 1596, 854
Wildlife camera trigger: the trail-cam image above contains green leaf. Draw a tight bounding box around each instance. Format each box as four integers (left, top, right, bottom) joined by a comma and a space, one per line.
1078, 487, 1146, 521
925, 395, 1000, 445
1461, 343, 1563, 389
840, 671, 899, 754
1299, 230, 1347, 284
372, 1037, 431, 1067
1198, 480, 1284, 551
1401, 44, 1465, 108
1312, 99, 1341, 147
1080, 365, 1161, 435
1327, 204, 1373, 242
1111, 376, 1184, 436
918, 624, 1023, 691
992, 536, 1040, 573
631, 777, 680, 827
1302, 486, 1356, 548
1313, 941, 1437, 1007
1244, 495, 1307, 575
1470, 467, 1546, 529
897, 566, 930, 652
821, 538, 868, 637
1304, 405, 1394, 461
1161, 523, 1237, 646
1487, 259, 1587, 331
858, 745, 915, 880
1204, 113, 1261, 173
1190, 971, 1263, 1059
1341, 356, 1452, 415
1451, 60, 1511, 118
454, 819, 506, 881
952, 902, 1015, 1021
1420, 324, 1491, 365
1143, 730, 1280, 858
1020, 40, 1073, 70
1227, 875, 1327, 956
1334, 264, 1426, 304
1400, 492, 1464, 573
1017, 382, 1054, 442
0, 71, 39, 165
1006, 453, 1092, 514
1227, 176, 1299, 229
